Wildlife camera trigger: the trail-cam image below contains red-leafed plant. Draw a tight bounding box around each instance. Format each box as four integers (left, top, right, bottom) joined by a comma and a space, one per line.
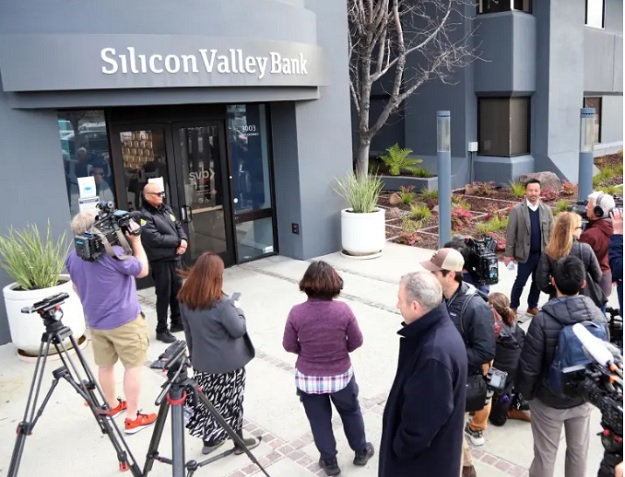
451, 206, 474, 231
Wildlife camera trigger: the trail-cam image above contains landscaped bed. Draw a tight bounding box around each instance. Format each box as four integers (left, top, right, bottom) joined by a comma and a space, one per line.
379, 152, 623, 255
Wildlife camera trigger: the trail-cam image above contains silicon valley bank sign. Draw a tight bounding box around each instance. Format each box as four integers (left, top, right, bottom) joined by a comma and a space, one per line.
101, 47, 309, 79
0, 34, 327, 92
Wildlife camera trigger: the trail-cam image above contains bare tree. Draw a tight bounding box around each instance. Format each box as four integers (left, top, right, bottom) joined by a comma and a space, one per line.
349, 0, 477, 178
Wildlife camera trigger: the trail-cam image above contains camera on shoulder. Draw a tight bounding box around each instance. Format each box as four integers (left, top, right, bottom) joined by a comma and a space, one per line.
464, 236, 499, 286
74, 202, 140, 262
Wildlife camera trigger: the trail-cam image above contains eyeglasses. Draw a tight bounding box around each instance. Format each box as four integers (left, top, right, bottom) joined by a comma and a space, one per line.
148, 192, 165, 197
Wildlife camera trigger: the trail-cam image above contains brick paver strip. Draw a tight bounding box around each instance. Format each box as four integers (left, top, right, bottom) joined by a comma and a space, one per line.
140, 296, 529, 477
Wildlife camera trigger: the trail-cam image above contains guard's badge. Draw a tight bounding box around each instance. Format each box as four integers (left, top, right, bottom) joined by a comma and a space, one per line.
140, 219, 147, 226
169, 214, 176, 221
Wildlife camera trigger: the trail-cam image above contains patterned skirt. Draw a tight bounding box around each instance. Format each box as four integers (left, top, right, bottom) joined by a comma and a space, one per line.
185, 367, 246, 444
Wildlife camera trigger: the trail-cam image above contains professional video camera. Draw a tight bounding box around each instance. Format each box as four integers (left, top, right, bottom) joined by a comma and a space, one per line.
464, 236, 499, 286
562, 325, 623, 477
74, 201, 140, 262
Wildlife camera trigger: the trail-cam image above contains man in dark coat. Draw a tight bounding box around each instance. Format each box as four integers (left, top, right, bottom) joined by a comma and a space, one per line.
516, 255, 607, 477
141, 182, 188, 343
379, 271, 467, 477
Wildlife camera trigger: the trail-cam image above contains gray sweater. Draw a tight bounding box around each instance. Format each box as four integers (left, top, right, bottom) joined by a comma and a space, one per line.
180, 298, 255, 374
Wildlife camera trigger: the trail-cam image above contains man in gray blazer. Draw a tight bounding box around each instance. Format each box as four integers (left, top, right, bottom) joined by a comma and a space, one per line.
504, 179, 554, 315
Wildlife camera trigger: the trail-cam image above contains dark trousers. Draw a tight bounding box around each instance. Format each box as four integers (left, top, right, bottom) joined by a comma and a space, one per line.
510, 251, 541, 310
151, 259, 182, 333
298, 377, 367, 461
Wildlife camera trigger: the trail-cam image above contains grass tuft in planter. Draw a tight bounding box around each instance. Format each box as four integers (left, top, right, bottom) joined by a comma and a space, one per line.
335, 173, 383, 213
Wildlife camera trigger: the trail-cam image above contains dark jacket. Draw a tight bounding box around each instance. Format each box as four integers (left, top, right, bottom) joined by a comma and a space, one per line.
536, 240, 602, 302
516, 295, 607, 409
446, 282, 496, 374
140, 203, 188, 262
580, 218, 613, 271
379, 304, 467, 477
180, 297, 254, 374
494, 322, 525, 390
609, 234, 623, 315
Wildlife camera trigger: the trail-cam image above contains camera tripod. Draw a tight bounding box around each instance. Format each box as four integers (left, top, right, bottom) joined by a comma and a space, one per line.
7, 293, 141, 477
143, 341, 271, 477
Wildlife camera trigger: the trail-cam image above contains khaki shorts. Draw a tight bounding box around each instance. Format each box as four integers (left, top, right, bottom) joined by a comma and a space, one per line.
90, 316, 149, 368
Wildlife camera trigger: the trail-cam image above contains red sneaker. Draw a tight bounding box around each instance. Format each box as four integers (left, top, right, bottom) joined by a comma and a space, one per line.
109, 398, 127, 418
124, 412, 157, 434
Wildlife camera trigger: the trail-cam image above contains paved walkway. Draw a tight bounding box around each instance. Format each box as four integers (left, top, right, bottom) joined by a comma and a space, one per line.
0, 243, 616, 477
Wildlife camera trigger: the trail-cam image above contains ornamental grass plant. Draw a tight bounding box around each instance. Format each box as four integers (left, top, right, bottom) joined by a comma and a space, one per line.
0, 222, 69, 290
335, 173, 383, 213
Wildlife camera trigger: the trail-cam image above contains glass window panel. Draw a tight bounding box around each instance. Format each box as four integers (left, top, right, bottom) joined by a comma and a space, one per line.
510, 97, 530, 155
586, 0, 605, 28
235, 216, 275, 261
226, 104, 272, 213
479, 0, 510, 14
479, 98, 511, 156
513, 0, 531, 12
479, 97, 530, 156
58, 111, 114, 217
118, 128, 170, 211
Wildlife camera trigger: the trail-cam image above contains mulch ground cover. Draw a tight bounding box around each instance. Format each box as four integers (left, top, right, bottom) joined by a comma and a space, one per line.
379, 152, 622, 252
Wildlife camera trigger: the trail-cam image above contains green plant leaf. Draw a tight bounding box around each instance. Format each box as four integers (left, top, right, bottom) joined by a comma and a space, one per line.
334, 173, 383, 214
379, 143, 421, 176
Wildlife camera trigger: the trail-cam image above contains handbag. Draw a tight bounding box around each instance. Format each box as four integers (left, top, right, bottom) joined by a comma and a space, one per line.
465, 373, 488, 412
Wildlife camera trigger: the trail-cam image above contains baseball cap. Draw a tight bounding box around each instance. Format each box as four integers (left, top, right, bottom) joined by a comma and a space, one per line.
420, 248, 465, 272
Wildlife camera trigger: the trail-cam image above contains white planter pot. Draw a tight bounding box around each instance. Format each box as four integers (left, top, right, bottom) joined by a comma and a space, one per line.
3, 274, 86, 356
341, 207, 386, 257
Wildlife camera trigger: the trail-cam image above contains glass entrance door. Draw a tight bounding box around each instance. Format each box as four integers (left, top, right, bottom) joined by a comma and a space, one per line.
173, 122, 235, 266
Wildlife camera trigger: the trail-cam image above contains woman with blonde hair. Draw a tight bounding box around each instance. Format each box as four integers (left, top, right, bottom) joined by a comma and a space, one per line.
487, 292, 528, 426
536, 212, 604, 306
178, 252, 259, 455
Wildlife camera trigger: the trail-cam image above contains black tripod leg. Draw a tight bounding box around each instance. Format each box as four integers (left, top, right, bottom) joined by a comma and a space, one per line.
7, 337, 55, 477
169, 388, 186, 477
193, 387, 271, 477
142, 395, 171, 476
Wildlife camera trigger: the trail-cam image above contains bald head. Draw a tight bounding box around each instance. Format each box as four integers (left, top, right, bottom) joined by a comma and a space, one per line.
143, 182, 164, 207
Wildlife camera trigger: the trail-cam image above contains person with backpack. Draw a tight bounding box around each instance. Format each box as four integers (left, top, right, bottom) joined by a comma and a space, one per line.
486, 293, 530, 426
422, 248, 495, 477
516, 255, 608, 477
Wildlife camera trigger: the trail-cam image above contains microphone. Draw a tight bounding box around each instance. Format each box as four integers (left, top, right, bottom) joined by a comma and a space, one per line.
572, 323, 614, 368
129, 210, 143, 223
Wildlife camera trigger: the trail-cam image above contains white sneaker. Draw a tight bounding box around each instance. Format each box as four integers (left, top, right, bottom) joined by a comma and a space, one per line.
465, 422, 485, 446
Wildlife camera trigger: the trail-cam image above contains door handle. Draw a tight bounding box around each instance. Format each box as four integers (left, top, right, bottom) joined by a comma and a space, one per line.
180, 206, 193, 223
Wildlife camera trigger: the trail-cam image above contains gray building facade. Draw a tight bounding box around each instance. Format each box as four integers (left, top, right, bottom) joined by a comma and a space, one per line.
0, 0, 353, 344
369, 0, 623, 187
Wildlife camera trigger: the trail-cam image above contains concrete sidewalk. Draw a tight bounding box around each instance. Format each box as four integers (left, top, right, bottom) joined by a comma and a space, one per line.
0, 243, 617, 477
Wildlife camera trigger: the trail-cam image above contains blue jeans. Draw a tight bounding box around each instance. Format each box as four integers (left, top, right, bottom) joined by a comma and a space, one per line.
297, 377, 367, 461
510, 252, 541, 310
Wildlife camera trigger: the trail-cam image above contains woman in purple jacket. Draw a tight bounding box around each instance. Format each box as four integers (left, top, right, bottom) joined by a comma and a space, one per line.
283, 261, 374, 476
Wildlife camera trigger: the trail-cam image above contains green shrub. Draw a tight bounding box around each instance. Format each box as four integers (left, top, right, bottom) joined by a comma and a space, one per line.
601, 184, 624, 196
476, 214, 509, 235
508, 181, 526, 199
419, 189, 439, 200
409, 203, 431, 222
452, 197, 472, 210
398, 185, 416, 205
593, 167, 613, 187
401, 216, 423, 233
553, 199, 571, 215
335, 173, 383, 213
380, 143, 423, 176
0, 222, 69, 290
411, 167, 433, 178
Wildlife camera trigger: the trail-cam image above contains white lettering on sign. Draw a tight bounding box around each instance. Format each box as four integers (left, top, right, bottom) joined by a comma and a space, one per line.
100, 47, 309, 79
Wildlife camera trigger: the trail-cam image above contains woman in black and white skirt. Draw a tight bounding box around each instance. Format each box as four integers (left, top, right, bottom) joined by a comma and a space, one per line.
178, 252, 258, 455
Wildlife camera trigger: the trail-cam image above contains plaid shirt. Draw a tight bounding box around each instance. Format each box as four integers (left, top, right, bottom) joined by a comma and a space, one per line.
295, 367, 354, 394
